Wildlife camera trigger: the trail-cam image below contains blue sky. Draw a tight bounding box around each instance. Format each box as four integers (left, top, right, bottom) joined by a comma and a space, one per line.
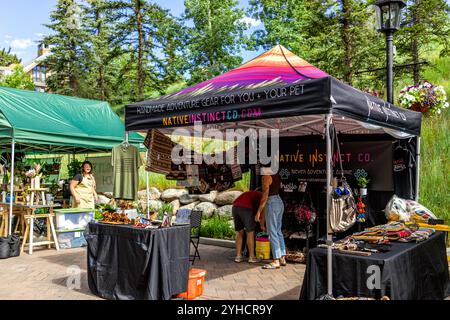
0, 0, 264, 64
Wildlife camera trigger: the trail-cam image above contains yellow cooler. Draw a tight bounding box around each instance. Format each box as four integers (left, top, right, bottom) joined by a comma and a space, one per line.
255, 233, 271, 260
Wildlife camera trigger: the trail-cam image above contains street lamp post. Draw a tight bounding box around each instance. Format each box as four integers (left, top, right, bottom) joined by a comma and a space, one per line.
374, 0, 406, 104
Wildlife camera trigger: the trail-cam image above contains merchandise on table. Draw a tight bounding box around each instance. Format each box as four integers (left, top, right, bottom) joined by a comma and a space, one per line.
100, 212, 131, 224
385, 194, 437, 223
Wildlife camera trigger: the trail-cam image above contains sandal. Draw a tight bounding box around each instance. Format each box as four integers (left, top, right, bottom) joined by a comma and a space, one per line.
234, 256, 244, 263
280, 257, 287, 266
262, 262, 280, 269
248, 257, 261, 263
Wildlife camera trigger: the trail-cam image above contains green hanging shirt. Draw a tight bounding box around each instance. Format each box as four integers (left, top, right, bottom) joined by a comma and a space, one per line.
111, 144, 143, 200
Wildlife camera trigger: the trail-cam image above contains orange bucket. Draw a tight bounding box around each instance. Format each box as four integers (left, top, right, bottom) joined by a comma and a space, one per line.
177, 268, 207, 300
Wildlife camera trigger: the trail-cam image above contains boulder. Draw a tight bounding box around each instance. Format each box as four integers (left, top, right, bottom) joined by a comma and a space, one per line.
198, 191, 218, 203
170, 199, 181, 215
138, 187, 161, 200
147, 200, 163, 211
194, 202, 218, 218
215, 205, 233, 218
214, 191, 243, 206
161, 188, 188, 202
179, 201, 200, 211
179, 193, 199, 205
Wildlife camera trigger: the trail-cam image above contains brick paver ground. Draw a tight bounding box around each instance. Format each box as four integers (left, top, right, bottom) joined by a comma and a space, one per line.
0, 244, 305, 300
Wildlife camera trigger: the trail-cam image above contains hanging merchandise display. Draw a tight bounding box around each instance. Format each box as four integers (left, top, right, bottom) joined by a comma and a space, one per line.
145, 129, 174, 175
166, 163, 187, 180
112, 143, 143, 200
393, 140, 416, 200
330, 126, 357, 233
177, 165, 200, 188
356, 197, 366, 223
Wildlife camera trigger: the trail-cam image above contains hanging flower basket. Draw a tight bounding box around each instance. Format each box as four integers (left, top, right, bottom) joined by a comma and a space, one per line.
398, 81, 449, 115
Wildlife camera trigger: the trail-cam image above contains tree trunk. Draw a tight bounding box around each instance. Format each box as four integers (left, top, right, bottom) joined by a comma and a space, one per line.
341, 0, 353, 85
207, 0, 214, 71
411, 0, 421, 83
136, 1, 145, 100
95, 8, 107, 100
69, 42, 78, 96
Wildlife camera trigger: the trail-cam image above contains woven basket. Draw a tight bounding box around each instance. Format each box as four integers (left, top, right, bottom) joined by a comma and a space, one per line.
285, 251, 306, 263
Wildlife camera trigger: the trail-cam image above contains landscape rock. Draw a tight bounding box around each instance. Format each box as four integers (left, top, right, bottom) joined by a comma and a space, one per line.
215, 205, 233, 218
179, 201, 200, 211
160, 188, 188, 202
179, 194, 199, 205
198, 191, 218, 203
170, 199, 181, 214
147, 200, 163, 211
214, 191, 243, 206
194, 202, 218, 218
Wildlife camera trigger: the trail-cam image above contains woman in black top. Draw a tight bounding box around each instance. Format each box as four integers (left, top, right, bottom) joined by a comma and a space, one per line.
256, 165, 286, 269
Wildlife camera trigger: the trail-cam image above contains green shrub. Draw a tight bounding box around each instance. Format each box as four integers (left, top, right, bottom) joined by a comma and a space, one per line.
195, 216, 236, 240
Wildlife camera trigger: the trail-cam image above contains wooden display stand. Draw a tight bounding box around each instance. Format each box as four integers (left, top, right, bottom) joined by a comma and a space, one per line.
21, 208, 60, 255
28, 188, 47, 206
0, 205, 25, 237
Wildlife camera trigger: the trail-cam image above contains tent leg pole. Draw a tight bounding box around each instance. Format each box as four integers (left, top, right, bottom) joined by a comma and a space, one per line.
146, 153, 150, 219
8, 139, 15, 236
415, 136, 420, 201
325, 114, 333, 297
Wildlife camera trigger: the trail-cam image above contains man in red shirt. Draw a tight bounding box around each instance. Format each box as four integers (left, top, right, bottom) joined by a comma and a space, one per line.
232, 190, 263, 263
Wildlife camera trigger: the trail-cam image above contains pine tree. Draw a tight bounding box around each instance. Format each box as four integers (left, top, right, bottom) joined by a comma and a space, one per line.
249, 0, 384, 87
43, 0, 90, 96
183, 0, 248, 84
0, 48, 21, 66
83, 0, 124, 100
110, 0, 183, 101
396, 0, 450, 83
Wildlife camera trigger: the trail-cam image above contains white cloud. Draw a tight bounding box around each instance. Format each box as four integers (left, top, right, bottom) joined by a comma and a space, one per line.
4, 35, 12, 39
4, 40, 9, 45
34, 33, 44, 38
10, 39, 33, 50
239, 17, 262, 28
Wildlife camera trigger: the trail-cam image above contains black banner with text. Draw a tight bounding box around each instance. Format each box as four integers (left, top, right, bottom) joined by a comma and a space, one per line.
278, 138, 393, 192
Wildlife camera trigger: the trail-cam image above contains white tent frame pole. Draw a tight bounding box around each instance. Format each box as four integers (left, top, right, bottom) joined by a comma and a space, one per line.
280, 118, 323, 132
8, 138, 15, 236
415, 136, 421, 201
325, 114, 333, 297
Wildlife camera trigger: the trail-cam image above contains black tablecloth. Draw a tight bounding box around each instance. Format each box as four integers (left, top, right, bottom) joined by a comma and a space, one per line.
300, 231, 449, 300
85, 222, 190, 300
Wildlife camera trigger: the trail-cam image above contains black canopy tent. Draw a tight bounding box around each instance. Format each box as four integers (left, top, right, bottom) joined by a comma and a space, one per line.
125, 45, 422, 298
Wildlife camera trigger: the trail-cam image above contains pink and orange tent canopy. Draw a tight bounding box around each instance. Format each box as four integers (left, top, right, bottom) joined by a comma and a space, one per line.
126, 45, 421, 136
177, 45, 328, 96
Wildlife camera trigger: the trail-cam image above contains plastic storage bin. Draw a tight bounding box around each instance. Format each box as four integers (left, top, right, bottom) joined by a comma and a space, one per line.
256, 233, 271, 260
177, 268, 207, 300
54, 208, 94, 231
56, 230, 87, 249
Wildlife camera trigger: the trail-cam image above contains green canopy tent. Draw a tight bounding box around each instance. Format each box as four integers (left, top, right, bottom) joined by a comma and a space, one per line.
0, 86, 143, 153
0, 86, 144, 235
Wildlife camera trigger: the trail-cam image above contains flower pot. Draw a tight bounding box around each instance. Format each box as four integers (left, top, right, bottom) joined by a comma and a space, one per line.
359, 188, 367, 196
